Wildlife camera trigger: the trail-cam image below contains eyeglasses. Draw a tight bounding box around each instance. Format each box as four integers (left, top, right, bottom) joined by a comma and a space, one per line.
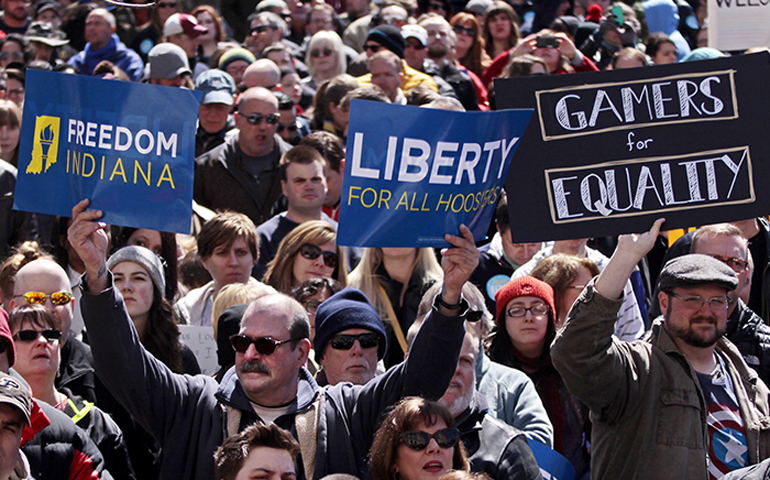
240, 112, 280, 125
705, 254, 749, 273
14, 291, 73, 306
330, 333, 379, 350
429, 1, 446, 10
506, 303, 549, 318
401, 428, 460, 450
156, 2, 177, 8
0, 51, 23, 61
453, 24, 476, 37
276, 122, 299, 134
310, 47, 333, 58
250, 24, 274, 34
305, 299, 321, 314
364, 43, 383, 53
467, 309, 483, 322
13, 329, 63, 343
230, 334, 293, 355
667, 292, 729, 310
299, 243, 339, 268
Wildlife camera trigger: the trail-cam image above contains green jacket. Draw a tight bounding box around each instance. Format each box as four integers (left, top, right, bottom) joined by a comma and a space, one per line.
551, 280, 770, 480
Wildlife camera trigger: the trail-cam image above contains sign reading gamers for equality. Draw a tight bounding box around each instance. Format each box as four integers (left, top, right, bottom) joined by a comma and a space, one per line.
14, 70, 200, 234
495, 52, 770, 243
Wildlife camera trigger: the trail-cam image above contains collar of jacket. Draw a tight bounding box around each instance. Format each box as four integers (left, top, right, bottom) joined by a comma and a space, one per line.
215, 365, 321, 414
455, 391, 489, 435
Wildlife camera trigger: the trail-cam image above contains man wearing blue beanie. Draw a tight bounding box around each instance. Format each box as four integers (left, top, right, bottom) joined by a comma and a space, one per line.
313, 287, 387, 386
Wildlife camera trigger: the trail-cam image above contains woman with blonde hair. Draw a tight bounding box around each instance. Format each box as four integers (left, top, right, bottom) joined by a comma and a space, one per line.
348, 247, 442, 368
211, 282, 274, 338
262, 221, 347, 294
370, 397, 470, 480
303, 31, 347, 90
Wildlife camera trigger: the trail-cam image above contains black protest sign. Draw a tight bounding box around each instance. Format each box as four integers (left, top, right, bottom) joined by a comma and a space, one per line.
495, 52, 769, 243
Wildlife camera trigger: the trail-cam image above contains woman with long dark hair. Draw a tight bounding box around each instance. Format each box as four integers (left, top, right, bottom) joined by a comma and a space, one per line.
486, 276, 590, 478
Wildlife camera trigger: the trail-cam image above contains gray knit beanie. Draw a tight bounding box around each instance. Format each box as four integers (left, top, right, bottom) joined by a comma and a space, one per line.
107, 246, 166, 294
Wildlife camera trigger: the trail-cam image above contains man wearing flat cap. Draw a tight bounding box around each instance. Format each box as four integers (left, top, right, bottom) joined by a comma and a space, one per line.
313, 288, 386, 386
551, 219, 770, 480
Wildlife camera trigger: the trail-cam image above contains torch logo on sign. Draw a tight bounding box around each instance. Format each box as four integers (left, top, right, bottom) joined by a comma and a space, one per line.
27, 115, 60, 175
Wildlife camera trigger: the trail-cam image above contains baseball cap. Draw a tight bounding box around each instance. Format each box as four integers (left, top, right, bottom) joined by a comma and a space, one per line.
163, 13, 208, 39
148, 43, 191, 80
0, 373, 32, 426
400, 24, 428, 47
194, 69, 236, 105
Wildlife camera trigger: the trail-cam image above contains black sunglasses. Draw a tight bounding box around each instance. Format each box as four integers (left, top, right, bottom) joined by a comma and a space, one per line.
466, 309, 483, 322
299, 243, 338, 268
364, 43, 382, 53
230, 334, 293, 355
453, 24, 476, 37
241, 112, 280, 125
13, 329, 63, 343
401, 428, 460, 450
330, 333, 379, 350
276, 122, 299, 134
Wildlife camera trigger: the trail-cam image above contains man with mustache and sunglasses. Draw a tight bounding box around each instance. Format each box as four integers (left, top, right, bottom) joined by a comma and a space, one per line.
69, 198, 480, 480
195, 86, 292, 227
312, 288, 387, 386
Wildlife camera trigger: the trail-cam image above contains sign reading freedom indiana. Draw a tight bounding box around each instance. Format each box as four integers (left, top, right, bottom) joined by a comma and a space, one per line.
337, 101, 533, 248
14, 70, 200, 234
495, 52, 770, 243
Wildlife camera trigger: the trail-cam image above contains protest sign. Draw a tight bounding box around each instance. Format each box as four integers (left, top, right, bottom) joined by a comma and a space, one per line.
495, 52, 770, 243
178, 325, 218, 375
14, 70, 200, 234
337, 100, 533, 248
708, 0, 770, 51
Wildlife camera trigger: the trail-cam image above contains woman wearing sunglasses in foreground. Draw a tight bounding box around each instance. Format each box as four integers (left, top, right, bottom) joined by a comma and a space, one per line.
262, 220, 347, 294
8, 304, 136, 480
370, 397, 470, 480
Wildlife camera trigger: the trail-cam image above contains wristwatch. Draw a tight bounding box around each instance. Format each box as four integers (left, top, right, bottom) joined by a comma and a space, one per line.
433, 293, 470, 317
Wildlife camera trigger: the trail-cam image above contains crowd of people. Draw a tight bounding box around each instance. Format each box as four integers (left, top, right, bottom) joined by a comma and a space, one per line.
0, 0, 768, 478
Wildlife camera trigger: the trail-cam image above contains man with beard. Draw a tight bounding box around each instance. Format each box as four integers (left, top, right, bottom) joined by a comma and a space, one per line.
418, 15, 479, 111
551, 219, 770, 480
406, 283, 545, 480
0, 0, 30, 35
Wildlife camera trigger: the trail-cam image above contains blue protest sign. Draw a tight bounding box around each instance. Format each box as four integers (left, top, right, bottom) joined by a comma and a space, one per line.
337, 101, 533, 248
14, 70, 200, 234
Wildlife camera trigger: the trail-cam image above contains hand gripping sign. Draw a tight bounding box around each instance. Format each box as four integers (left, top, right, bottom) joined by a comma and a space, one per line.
495, 52, 770, 243
14, 70, 200, 234
337, 101, 533, 248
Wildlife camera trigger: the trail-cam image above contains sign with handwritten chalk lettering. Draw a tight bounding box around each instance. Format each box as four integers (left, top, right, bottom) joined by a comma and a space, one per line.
14, 70, 200, 234
495, 52, 770, 243
337, 101, 533, 248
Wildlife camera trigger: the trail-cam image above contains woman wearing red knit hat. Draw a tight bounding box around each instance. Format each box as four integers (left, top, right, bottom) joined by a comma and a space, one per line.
486, 275, 590, 478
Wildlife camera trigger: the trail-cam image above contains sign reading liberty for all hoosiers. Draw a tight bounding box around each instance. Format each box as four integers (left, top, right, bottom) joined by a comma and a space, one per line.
494, 53, 770, 243
14, 70, 200, 234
